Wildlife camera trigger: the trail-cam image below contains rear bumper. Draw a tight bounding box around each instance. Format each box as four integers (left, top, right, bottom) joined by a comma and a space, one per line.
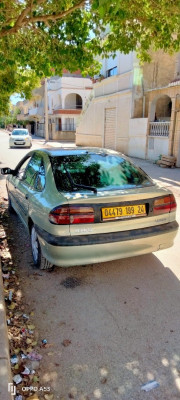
37, 221, 179, 267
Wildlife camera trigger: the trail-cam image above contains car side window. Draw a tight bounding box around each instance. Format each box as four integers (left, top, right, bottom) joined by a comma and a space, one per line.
33, 163, 46, 191
23, 153, 46, 191
16, 157, 31, 180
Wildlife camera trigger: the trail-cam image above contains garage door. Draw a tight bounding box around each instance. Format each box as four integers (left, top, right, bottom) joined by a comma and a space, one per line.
104, 108, 116, 150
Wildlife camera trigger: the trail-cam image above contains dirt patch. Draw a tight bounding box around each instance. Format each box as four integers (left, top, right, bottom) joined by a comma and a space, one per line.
60, 277, 82, 289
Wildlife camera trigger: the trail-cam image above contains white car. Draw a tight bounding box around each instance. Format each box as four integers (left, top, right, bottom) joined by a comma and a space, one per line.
9, 128, 32, 149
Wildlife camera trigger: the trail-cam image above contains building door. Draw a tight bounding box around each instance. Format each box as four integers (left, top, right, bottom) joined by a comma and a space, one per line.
58, 118, 62, 131
104, 108, 116, 149
30, 122, 35, 135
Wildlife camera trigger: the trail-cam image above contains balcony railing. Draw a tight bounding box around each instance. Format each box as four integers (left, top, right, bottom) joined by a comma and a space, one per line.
29, 107, 44, 117
54, 105, 82, 110
149, 122, 170, 137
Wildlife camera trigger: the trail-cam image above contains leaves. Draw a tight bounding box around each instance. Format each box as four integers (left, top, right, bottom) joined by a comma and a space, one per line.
0, 0, 179, 113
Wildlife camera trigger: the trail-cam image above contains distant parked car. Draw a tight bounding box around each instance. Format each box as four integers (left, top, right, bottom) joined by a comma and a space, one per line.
9, 128, 32, 149
1, 148, 178, 270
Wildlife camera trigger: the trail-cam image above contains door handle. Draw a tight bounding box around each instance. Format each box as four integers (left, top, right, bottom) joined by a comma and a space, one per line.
25, 194, 29, 200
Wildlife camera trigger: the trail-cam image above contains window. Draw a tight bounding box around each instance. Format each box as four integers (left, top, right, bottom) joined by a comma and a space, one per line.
65, 118, 74, 131
50, 153, 153, 192
22, 153, 46, 191
16, 157, 31, 180
106, 66, 118, 77
12, 129, 28, 136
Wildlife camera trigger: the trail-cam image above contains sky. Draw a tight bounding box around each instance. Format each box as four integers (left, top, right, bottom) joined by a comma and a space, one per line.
10, 94, 24, 105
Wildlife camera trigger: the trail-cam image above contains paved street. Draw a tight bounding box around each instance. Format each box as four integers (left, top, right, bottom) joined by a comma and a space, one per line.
0, 129, 180, 400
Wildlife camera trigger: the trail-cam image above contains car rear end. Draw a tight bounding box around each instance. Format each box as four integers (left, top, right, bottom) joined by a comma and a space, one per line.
38, 149, 179, 267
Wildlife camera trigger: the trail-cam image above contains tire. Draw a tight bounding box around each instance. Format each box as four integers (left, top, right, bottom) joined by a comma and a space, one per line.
8, 193, 15, 213
30, 225, 53, 270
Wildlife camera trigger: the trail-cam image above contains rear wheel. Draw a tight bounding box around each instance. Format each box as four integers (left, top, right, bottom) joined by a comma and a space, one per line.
30, 225, 53, 270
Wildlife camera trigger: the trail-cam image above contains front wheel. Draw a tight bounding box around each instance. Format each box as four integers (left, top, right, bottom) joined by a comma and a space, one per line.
30, 225, 53, 270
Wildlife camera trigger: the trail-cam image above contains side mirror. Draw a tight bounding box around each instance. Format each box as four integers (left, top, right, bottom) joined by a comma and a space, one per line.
1, 167, 15, 175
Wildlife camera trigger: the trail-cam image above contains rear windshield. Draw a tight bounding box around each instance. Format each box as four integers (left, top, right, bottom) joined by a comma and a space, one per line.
50, 153, 153, 192
12, 130, 28, 136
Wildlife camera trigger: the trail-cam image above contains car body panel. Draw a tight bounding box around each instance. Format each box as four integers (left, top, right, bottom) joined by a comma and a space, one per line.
38, 222, 178, 267
4, 147, 179, 267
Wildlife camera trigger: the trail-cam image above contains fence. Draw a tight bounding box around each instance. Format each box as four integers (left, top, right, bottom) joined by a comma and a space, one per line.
55, 123, 76, 132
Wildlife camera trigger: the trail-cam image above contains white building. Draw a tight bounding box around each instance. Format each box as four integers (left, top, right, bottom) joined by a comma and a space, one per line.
17, 71, 93, 141
76, 51, 135, 153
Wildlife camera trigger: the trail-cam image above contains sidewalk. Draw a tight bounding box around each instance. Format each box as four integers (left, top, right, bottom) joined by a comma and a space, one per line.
0, 259, 12, 400
32, 134, 77, 148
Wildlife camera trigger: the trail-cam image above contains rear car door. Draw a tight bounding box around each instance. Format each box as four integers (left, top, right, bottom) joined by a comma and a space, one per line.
12, 153, 46, 228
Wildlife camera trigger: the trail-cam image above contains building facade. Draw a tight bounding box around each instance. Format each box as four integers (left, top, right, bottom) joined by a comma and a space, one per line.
17, 71, 93, 141
76, 51, 180, 166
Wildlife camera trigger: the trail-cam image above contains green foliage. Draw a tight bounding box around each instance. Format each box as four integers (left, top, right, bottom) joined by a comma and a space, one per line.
0, 0, 179, 114
0, 105, 22, 127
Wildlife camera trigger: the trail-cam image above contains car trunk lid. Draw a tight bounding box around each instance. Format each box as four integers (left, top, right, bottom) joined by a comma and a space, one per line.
63, 184, 174, 236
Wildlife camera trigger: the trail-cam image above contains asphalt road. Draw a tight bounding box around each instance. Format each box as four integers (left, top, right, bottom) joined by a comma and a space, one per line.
0, 129, 180, 400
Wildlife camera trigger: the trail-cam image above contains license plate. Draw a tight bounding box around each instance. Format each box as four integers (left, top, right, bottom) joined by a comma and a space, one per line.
15, 142, 24, 145
102, 204, 146, 220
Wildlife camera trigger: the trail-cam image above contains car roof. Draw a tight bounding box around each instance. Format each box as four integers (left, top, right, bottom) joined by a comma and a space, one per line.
36, 147, 123, 157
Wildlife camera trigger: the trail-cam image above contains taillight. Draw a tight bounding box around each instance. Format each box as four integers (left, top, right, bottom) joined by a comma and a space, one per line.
49, 205, 95, 225
153, 194, 177, 215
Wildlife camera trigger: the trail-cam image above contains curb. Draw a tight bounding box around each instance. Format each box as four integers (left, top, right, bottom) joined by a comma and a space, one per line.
0, 258, 13, 400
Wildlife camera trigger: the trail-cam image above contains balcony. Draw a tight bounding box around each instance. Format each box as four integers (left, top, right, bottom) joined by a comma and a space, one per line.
149, 122, 170, 137
29, 107, 44, 119
17, 113, 29, 121
94, 71, 133, 98
53, 106, 82, 115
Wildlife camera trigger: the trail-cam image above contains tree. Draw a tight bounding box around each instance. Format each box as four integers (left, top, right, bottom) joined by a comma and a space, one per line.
0, 0, 179, 114
0, 105, 22, 128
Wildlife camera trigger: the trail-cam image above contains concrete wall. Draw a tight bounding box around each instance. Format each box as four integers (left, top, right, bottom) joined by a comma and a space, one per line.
147, 136, 169, 160
76, 100, 103, 147
76, 89, 132, 153
51, 131, 75, 141
143, 50, 177, 90
128, 118, 148, 159
94, 71, 133, 98
173, 110, 180, 167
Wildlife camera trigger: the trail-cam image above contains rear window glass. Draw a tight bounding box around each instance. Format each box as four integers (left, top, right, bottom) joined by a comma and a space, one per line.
50, 153, 153, 192
12, 130, 28, 136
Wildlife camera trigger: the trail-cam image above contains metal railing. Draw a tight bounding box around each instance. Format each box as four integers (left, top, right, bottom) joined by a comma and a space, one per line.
149, 122, 170, 137
56, 123, 76, 132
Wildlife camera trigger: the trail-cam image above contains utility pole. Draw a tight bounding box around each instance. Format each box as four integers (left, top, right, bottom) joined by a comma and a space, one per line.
44, 77, 49, 141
